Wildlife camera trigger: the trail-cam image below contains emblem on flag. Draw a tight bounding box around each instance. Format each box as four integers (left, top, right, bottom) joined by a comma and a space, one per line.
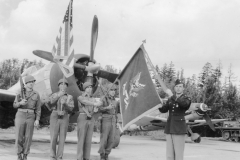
122, 72, 146, 109
129, 72, 145, 97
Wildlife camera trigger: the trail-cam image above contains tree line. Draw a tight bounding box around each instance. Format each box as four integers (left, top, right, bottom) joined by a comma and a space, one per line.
1, 59, 239, 124
0, 58, 45, 89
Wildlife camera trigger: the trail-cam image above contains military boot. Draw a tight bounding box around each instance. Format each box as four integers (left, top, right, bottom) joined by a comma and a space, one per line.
100, 153, 105, 160
105, 154, 109, 160
23, 154, 27, 160
17, 154, 22, 160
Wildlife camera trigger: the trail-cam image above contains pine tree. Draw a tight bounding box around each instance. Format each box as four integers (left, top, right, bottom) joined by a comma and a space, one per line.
167, 61, 176, 83
160, 63, 168, 81
198, 62, 213, 87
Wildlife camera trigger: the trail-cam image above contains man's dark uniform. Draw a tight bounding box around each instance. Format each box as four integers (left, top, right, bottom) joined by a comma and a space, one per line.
159, 79, 191, 160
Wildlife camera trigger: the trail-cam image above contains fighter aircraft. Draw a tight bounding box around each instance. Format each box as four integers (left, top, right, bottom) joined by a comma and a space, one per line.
0, 15, 118, 127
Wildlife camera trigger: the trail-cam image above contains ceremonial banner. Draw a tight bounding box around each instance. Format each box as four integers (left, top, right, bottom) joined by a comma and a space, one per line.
118, 45, 162, 130
51, 0, 75, 78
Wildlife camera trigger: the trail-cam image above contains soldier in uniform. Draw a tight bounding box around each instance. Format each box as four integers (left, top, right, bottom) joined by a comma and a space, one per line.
49, 78, 74, 160
98, 83, 119, 160
77, 82, 102, 160
13, 75, 41, 160
159, 79, 191, 160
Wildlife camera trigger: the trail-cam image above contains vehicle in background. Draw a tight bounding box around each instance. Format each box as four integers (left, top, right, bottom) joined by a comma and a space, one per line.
216, 120, 240, 142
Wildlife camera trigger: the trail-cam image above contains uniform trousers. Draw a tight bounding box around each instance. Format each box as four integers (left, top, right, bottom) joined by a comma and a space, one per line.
50, 111, 69, 160
15, 111, 35, 155
98, 116, 116, 155
165, 134, 185, 160
77, 114, 94, 160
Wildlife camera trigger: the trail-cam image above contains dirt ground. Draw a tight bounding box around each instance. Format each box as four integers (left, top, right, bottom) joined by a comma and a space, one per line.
0, 128, 240, 160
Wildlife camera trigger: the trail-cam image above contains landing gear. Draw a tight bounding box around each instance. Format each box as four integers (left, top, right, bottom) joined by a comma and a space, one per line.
193, 136, 201, 143
187, 126, 201, 143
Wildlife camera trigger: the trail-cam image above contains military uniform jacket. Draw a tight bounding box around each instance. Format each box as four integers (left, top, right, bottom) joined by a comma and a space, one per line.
99, 96, 120, 116
77, 93, 97, 115
13, 90, 41, 120
159, 94, 191, 134
49, 92, 74, 113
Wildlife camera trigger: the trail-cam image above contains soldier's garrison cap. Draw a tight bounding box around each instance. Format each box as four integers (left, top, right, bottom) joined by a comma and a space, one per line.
175, 79, 184, 86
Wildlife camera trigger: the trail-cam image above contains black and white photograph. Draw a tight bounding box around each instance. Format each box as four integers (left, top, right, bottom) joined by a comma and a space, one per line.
0, 0, 240, 160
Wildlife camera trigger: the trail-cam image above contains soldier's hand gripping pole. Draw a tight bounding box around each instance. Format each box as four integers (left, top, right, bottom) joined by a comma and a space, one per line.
98, 77, 119, 103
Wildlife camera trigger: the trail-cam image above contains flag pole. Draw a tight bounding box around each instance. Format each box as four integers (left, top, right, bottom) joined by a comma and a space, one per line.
140, 44, 173, 97
96, 77, 119, 100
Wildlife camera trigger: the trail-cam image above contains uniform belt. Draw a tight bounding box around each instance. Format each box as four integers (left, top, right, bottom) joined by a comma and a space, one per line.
18, 109, 34, 113
102, 114, 115, 118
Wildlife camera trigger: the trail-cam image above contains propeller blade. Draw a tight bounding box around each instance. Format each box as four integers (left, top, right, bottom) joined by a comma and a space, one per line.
96, 70, 119, 84
33, 50, 54, 62
90, 15, 98, 61
203, 114, 216, 131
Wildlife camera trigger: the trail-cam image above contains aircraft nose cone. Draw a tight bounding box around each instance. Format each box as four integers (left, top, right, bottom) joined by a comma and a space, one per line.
86, 63, 101, 73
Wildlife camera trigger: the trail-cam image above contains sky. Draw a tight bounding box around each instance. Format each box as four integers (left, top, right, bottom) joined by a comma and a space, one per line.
0, 0, 240, 84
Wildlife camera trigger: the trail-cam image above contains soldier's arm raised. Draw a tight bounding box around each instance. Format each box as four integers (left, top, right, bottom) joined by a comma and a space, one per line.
13, 94, 27, 108
176, 96, 191, 110
78, 96, 97, 106
49, 93, 60, 105
13, 95, 20, 108
65, 95, 74, 112
159, 99, 170, 113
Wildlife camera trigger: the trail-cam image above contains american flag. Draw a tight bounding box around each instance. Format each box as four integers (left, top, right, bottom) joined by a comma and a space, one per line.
52, 0, 75, 78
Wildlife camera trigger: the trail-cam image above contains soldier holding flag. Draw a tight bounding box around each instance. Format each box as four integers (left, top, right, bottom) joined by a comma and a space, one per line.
158, 79, 191, 160
77, 82, 102, 160
48, 78, 74, 160
13, 75, 41, 160
98, 83, 120, 160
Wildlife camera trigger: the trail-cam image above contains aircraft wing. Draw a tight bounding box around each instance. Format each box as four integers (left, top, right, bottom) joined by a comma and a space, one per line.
128, 114, 227, 131
0, 89, 17, 102
125, 115, 167, 131
187, 119, 228, 127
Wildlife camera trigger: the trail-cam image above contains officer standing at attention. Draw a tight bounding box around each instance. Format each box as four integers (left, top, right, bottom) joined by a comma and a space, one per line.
13, 75, 41, 160
49, 78, 74, 160
98, 83, 119, 160
159, 79, 191, 160
77, 82, 102, 160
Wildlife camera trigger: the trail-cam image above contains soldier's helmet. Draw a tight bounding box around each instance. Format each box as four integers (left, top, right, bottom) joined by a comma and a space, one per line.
24, 75, 36, 84
106, 83, 118, 91
58, 78, 69, 86
83, 82, 92, 90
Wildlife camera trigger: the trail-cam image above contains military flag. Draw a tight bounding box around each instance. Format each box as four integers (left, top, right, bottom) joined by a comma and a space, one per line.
52, 0, 75, 78
118, 45, 162, 131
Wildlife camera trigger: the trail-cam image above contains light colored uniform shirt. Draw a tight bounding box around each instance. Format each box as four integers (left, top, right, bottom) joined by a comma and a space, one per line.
13, 90, 41, 120
49, 91, 74, 113
77, 93, 97, 114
